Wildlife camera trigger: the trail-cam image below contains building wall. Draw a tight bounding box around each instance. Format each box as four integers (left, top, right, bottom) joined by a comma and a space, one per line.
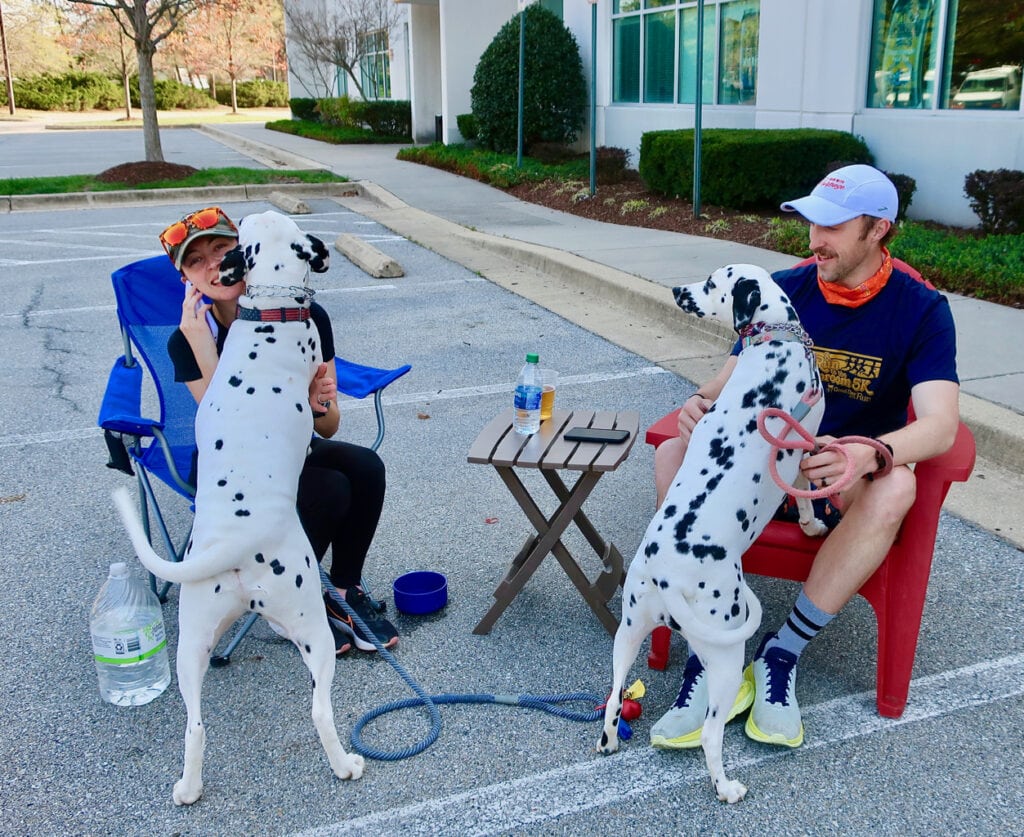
392, 0, 1024, 226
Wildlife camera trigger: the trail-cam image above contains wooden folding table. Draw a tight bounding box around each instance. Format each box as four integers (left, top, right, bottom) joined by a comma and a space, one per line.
467, 407, 639, 636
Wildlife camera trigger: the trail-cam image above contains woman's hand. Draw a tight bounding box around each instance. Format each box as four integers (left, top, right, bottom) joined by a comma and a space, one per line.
180, 283, 214, 345
309, 362, 336, 414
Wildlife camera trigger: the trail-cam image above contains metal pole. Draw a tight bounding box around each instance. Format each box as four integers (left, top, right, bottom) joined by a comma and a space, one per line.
692, 0, 704, 218
589, 1, 597, 196
0, 0, 15, 116
517, 7, 526, 168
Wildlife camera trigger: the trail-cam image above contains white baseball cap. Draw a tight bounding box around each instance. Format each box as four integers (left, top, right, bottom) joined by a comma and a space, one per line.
781, 164, 898, 225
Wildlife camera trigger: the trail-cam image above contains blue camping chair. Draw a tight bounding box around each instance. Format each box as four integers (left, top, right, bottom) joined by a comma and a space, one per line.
98, 254, 412, 665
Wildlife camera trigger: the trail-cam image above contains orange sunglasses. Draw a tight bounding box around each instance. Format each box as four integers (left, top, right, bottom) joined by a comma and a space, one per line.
159, 206, 237, 255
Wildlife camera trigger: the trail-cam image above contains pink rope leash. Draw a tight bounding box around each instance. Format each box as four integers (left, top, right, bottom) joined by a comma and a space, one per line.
757, 407, 894, 501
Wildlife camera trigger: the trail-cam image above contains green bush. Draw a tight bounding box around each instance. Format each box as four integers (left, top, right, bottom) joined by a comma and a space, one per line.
963, 169, 1024, 235
289, 98, 319, 121
313, 97, 410, 138
128, 77, 216, 110
316, 96, 361, 128
640, 129, 872, 209
595, 146, 631, 185
457, 113, 478, 141
8, 72, 122, 111
212, 79, 288, 108
470, 5, 587, 154
894, 222, 1024, 305
359, 100, 411, 137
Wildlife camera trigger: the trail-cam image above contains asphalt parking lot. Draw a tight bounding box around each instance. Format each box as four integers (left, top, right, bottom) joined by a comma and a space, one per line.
1, 168, 1023, 833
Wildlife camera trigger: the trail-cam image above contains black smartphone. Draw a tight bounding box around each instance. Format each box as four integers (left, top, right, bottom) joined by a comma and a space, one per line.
564, 427, 631, 444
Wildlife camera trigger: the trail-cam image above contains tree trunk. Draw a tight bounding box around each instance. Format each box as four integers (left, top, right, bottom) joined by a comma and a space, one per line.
136, 42, 164, 161
122, 69, 132, 121
231, 76, 238, 113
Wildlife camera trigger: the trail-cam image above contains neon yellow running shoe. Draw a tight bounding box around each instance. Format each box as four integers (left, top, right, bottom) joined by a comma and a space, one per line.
650, 654, 755, 750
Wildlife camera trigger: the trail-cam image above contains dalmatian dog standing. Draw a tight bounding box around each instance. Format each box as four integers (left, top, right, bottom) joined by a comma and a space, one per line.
597, 264, 825, 803
113, 210, 364, 805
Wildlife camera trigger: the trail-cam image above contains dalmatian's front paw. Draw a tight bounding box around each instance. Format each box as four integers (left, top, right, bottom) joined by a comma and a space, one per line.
715, 778, 747, 804
798, 517, 829, 538
335, 753, 364, 781
173, 777, 204, 806
596, 728, 620, 755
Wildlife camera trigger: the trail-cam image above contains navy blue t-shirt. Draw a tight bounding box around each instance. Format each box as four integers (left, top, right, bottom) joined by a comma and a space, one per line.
734, 264, 958, 438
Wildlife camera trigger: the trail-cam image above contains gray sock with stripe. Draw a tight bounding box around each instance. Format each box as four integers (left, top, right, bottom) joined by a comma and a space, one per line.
765, 587, 835, 659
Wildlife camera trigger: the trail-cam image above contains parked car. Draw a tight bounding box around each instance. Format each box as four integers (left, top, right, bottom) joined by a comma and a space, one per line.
950, 65, 1022, 110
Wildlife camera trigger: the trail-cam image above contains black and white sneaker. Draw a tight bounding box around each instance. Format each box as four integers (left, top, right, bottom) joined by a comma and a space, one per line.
324, 588, 399, 652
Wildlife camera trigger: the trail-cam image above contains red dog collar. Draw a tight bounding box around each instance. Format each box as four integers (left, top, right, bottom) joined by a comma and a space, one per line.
236, 305, 311, 323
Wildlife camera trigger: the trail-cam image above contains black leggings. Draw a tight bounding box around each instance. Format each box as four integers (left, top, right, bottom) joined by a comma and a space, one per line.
296, 438, 386, 589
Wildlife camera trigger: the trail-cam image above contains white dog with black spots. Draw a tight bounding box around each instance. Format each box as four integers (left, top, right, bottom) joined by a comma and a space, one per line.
597, 264, 825, 803
114, 210, 364, 805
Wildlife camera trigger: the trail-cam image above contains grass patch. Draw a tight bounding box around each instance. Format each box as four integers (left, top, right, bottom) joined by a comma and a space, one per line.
396, 142, 590, 188
0, 167, 346, 196
267, 119, 411, 145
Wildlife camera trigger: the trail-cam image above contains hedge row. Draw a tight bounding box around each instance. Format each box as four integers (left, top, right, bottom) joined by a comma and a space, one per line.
2, 71, 282, 111
211, 80, 289, 108
639, 128, 872, 210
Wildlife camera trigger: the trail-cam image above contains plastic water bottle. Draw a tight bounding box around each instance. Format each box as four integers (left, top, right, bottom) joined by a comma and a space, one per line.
514, 352, 542, 435
90, 562, 171, 706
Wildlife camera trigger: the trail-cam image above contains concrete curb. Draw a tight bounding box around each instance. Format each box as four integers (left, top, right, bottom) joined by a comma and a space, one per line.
2, 181, 360, 213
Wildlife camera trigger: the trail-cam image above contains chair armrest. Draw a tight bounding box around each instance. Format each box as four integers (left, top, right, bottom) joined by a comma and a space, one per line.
645, 407, 683, 449
97, 357, 162, 437
334, 358, 412, 400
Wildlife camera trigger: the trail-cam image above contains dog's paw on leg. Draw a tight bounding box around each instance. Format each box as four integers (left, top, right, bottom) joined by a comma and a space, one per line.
596, 726, 620, 755
798, 516, 829, 538
173, 777, 204, 806
334, 753, 365, 781
715, 778, 747, 804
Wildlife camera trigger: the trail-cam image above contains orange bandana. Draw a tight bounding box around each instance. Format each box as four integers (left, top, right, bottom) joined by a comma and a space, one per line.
817, 248, 893, 308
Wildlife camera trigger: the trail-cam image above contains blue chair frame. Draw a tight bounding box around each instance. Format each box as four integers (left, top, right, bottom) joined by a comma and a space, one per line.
98, 255, 411, 665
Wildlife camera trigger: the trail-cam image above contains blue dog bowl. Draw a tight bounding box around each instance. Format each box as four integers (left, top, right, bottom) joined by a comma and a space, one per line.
393, 571, 448, 615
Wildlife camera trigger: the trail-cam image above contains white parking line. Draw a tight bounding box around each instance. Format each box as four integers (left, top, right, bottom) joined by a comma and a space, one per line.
291, 652, 1024, 837
0, 368, 669, 448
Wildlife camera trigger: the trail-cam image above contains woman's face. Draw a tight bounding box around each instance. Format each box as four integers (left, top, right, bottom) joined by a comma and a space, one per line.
180, 235, 243, 300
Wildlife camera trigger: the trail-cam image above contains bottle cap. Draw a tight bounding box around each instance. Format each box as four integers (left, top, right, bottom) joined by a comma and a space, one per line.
526, 353, 539, 363
109, 562, 129, 577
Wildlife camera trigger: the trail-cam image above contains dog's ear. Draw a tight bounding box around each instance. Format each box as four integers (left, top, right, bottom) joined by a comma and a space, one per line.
218, 245, 247, 286
673, 286, 703, 317
291, 234, 330, 274
731, 277, 761, 330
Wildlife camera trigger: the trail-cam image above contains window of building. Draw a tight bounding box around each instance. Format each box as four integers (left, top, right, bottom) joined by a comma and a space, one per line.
359, 29, 392, 100
612, 0, 759, 105
868, 0, 1023, 111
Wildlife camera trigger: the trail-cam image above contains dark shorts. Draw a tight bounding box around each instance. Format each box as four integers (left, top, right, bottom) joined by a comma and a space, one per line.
773, 493, 843, 530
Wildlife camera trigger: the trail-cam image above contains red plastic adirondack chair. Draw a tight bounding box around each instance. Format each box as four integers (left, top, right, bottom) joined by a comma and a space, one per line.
644, 258, 975, 718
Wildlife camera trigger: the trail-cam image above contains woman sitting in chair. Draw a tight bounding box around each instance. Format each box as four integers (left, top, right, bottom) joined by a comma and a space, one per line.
159, 205, 398, 656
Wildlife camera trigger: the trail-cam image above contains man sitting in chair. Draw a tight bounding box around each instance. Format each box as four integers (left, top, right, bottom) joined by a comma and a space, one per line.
159, 206, 398, 656
650, 166, 960, 749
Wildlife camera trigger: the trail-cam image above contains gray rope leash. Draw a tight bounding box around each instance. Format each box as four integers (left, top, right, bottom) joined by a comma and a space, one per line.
318, 566, 604, 762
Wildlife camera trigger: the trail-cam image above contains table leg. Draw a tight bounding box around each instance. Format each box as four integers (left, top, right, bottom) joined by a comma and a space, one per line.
473, 466, 603, 635
474, 466, 625, 637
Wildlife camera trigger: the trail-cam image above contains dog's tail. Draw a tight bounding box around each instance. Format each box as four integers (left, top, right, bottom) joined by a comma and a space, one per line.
663, 582, 763, 648
112, 487, 240, 584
